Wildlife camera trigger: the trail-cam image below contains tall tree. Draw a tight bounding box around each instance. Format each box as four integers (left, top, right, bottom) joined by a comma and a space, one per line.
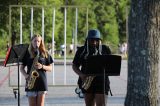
125, 0, 160, 106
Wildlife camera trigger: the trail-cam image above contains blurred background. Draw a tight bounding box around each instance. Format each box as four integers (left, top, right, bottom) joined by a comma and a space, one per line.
0, 0, 129, 58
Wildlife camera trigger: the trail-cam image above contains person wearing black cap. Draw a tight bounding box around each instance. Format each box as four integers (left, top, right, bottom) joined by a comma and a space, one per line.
72, 29, 111, 106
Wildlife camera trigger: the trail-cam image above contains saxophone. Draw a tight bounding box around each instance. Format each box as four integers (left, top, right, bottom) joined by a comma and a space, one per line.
82, 76, 95, 90
27, 48, 40, 89
82, 47, 99, 90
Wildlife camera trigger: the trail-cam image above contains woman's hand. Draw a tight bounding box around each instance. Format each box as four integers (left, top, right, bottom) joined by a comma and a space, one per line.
25, 74, 29, 80
34, 62, 43, 69
72, 64, 87, 81
20, 65, 29, 80
80, 74, 87, 81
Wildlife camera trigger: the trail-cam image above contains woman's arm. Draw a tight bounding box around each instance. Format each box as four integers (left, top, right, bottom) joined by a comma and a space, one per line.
42, 64, 52, 72
20, 65, 29, 79
72, 63, 86, 81
35, 63, 53, 72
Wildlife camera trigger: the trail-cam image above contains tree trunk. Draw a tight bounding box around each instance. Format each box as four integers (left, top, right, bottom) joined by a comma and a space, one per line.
125, 0, 160, 106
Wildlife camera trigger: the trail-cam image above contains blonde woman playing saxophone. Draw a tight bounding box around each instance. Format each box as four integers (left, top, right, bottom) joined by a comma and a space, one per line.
72, 29, 111, 106
20, 34, 53, 106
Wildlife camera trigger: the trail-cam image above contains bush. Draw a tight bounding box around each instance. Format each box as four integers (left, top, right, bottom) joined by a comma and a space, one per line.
0, 38, 8, 58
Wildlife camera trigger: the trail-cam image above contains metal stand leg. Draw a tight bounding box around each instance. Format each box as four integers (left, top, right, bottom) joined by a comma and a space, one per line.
104, 69, 106, 106
17, 58, 20, 106
13, 88, 18, 99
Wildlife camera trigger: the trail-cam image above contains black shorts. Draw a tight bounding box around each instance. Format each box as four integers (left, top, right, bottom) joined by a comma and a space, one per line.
78, 76, 110, 95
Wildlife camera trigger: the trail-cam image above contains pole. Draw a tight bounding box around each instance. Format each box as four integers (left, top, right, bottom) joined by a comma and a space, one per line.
9, 6, 11, 47
75, 8, 78, 52
31, 7, 33, 38
12, 48, 20, 106
42, 7, 44, 42
17, 57, 20, 106
52, 8, 55, 85
64, 7, 67, 85
20, 7, 22, 44
19, 6, 22, 89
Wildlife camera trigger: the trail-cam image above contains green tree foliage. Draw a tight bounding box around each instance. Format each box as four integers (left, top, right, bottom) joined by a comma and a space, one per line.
115, 0, 130, 43
0, 0, 129, 56
88, 0, 119, 52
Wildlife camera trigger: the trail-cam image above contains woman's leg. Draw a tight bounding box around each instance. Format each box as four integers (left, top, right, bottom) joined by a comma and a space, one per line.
84, 93, 95, 106
37, 93, 46, 106
95, 94, 106, 106
28, 96, 37, 106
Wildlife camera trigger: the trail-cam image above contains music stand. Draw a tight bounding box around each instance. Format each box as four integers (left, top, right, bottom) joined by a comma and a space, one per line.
4, 44, 29, 106
85, 54, 122, 76
85, 54, 122, 106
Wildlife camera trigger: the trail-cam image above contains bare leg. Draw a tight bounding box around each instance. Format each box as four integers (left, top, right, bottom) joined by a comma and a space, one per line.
37, 94, 46, 106
28, 96, 37, 106
95, 94, 106, 106
84, 93, 95, 106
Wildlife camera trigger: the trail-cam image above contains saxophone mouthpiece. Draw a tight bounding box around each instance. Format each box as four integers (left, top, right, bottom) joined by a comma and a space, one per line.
35, 46, 39, 56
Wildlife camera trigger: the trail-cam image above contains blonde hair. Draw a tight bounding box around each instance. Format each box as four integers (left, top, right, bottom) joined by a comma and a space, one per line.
28, 34, 48, 58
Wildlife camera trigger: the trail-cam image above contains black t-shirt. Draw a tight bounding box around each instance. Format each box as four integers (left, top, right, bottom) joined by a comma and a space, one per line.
22, 50, 53, 91
72, 45, 111, 94
73, 45, 111, 73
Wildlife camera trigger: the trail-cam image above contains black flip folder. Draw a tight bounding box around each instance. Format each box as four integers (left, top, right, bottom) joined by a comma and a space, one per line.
85, 55, 122, 76
4, 44, 29, 66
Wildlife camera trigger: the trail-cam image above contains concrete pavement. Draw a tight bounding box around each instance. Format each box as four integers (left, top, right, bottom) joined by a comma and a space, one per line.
0, 60, 159, 106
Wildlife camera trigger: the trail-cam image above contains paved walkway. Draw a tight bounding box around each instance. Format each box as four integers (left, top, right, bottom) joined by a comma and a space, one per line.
0, 60, 159, 106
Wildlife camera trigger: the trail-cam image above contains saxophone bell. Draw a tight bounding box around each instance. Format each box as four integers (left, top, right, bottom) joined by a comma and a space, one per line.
82, 76, 95, 90
27, 70, 39, 89
31, 70, 39, 77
